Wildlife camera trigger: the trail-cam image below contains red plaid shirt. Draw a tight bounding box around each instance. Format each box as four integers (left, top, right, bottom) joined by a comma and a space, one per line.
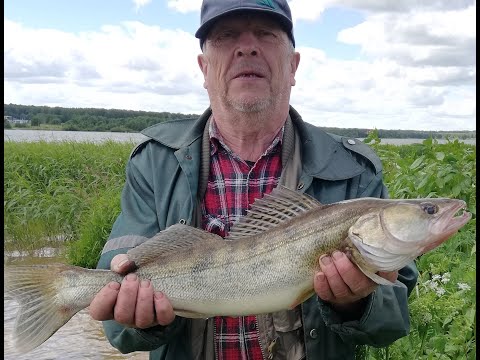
201, 119, 283, 360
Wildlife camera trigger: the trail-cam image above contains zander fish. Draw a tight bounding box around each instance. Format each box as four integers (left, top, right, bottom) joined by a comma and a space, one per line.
4, 185, 471, 353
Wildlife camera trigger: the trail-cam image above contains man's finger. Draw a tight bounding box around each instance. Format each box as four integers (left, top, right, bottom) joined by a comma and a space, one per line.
114, 273, 139, 325
378, 271, 399, 283
111, 254, 136, 275
331, 251, 374, 296
319, 255, 352, 300
134, 280, 155, 329
154, 292, 176, 326
89, 282, 120, 321
314, 272, 334, 302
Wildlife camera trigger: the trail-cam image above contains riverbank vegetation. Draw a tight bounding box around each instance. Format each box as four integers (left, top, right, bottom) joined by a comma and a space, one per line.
5, 103, 476, 140
4, 138, 476, 359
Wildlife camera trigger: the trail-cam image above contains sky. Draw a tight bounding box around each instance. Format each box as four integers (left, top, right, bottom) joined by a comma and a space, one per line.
4, 0, 476, 131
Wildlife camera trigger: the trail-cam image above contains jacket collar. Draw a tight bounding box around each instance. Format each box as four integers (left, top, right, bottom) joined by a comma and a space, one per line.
288, 106, 366, 180
141, 106, 365, 181
141, 108, 212, 148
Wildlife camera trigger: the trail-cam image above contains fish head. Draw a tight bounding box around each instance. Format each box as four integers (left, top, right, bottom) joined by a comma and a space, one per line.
380, 198, 471, 253
348, 198, 471, 272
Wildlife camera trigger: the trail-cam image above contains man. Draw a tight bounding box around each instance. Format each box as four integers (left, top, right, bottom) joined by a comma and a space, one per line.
90, 1, 418, 359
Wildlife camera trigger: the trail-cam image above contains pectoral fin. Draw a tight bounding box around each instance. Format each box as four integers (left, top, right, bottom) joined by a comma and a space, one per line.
357, 266, 400, 287
174, 308, 210, 319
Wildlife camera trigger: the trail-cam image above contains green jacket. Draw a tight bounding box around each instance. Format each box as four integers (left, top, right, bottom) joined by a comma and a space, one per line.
98, 106, 418, 360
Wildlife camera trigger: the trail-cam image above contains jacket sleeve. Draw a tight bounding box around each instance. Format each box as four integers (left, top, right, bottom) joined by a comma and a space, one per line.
317, 262, 418, 346
317, 163, 419, 346
96, 153, 188, 354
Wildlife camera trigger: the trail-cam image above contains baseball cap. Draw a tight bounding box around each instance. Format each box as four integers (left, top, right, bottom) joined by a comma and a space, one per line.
195, 0, 295, 48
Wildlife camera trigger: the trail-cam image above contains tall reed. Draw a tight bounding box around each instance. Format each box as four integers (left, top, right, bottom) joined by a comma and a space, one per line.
4, 140, 132, 254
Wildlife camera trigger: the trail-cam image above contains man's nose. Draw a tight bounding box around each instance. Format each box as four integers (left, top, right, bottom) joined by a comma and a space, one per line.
235, 32, 259, 57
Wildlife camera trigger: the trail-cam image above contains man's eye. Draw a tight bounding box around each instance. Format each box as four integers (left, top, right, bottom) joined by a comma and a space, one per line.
258, 30, 275, 37
218, 31, 235, 39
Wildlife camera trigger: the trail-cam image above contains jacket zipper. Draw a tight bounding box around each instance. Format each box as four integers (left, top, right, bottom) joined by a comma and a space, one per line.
213, 318, 219, 360
255, 316, 267, 360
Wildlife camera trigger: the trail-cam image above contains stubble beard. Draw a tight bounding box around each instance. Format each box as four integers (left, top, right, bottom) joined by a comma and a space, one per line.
225, 95, 272, 113
222, 87, 288, 115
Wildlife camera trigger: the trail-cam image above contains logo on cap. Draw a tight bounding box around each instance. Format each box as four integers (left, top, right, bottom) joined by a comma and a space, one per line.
256, 0, 276, 9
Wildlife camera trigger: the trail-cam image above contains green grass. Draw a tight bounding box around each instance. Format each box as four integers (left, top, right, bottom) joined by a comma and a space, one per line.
4, 140, 132, 254
4, 137, 476, 359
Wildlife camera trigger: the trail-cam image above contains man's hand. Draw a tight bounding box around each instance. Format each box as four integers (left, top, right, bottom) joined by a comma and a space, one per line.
314, 251, 398, 314
89, 254, 176, 328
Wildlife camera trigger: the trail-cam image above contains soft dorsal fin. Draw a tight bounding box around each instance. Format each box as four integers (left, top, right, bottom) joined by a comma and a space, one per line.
226, 185, 323, 240
126, 223, 223, 267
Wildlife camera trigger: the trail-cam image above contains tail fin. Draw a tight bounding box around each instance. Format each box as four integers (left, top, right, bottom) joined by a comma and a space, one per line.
4, 264, 89, 353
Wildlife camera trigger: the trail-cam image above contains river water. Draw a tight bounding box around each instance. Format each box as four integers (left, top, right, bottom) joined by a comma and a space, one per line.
3, 129, 476, 145
4, 129, 149, 144
4, 250, 149, 360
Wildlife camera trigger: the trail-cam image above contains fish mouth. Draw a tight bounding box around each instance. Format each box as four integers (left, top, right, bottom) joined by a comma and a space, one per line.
436, 200, 471, 236
418, 200, 471, 254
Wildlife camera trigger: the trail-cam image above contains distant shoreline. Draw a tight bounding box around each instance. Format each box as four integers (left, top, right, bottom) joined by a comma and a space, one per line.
4, 129, 476, 146
4, 126, 476, 139
4, 104, 476, 139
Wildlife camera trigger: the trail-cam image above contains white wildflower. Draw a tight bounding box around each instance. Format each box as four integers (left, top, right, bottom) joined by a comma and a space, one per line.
435, 287, 446, 297
441, 273, 451, 283
432, 274, 442, 281
457, 283, 471, 291
428, 281, 439, 291
422, 312, 433, 324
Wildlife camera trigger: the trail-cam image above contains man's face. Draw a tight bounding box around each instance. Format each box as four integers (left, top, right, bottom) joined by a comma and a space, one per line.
197, 13, 300, 114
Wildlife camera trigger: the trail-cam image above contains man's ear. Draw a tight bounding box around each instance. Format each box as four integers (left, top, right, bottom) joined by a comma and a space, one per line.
290, 52, 300, 86
197, 54, 208, 89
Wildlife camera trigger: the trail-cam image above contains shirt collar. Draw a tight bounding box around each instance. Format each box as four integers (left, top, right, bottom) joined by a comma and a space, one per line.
208, 117, 284, 159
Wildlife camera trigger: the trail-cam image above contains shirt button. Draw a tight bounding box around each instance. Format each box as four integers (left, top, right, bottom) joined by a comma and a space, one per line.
249, 322, 256, 331
309, 328, 318, 339
297, 182, 304, 190
347, 139, 356, 145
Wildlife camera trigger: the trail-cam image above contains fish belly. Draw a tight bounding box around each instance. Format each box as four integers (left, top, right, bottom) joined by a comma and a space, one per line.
141, 240, 316, 317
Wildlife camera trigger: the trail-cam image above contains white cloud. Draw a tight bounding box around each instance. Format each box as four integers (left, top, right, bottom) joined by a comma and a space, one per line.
132, 0, 152, 12
291, 50, 475, 130
337, 4, 476, 68
4, 18, 205, 111
3, 0, 476, 131
167, 0, 201, 13
332, 0, 473, 13
288, 0, 328, 23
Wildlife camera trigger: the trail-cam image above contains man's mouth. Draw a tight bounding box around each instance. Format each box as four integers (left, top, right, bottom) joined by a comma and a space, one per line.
234, 71, 264, 79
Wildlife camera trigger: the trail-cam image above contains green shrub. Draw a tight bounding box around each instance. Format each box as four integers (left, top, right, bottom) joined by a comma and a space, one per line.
4, 140, 132, 252
3, 138, 476, 359
67, 189, 122, 268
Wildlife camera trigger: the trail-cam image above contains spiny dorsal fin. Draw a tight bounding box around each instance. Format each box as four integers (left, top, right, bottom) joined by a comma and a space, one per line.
226, 185, 323, 240
126, 224, 223, 266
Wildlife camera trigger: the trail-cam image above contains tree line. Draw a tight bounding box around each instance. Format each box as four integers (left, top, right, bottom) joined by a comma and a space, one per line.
4, 103, 197, 132
4, 103, 476, 139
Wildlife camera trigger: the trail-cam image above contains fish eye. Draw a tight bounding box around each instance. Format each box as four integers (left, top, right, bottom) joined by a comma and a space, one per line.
421, 203, 438, 215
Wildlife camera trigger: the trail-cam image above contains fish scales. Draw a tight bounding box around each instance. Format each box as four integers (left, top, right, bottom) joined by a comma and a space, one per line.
103, 199, 398, 316
4, 185, 471, 353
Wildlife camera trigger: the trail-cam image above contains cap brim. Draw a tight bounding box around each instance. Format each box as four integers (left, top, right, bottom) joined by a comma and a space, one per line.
195, 8, 293, 41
